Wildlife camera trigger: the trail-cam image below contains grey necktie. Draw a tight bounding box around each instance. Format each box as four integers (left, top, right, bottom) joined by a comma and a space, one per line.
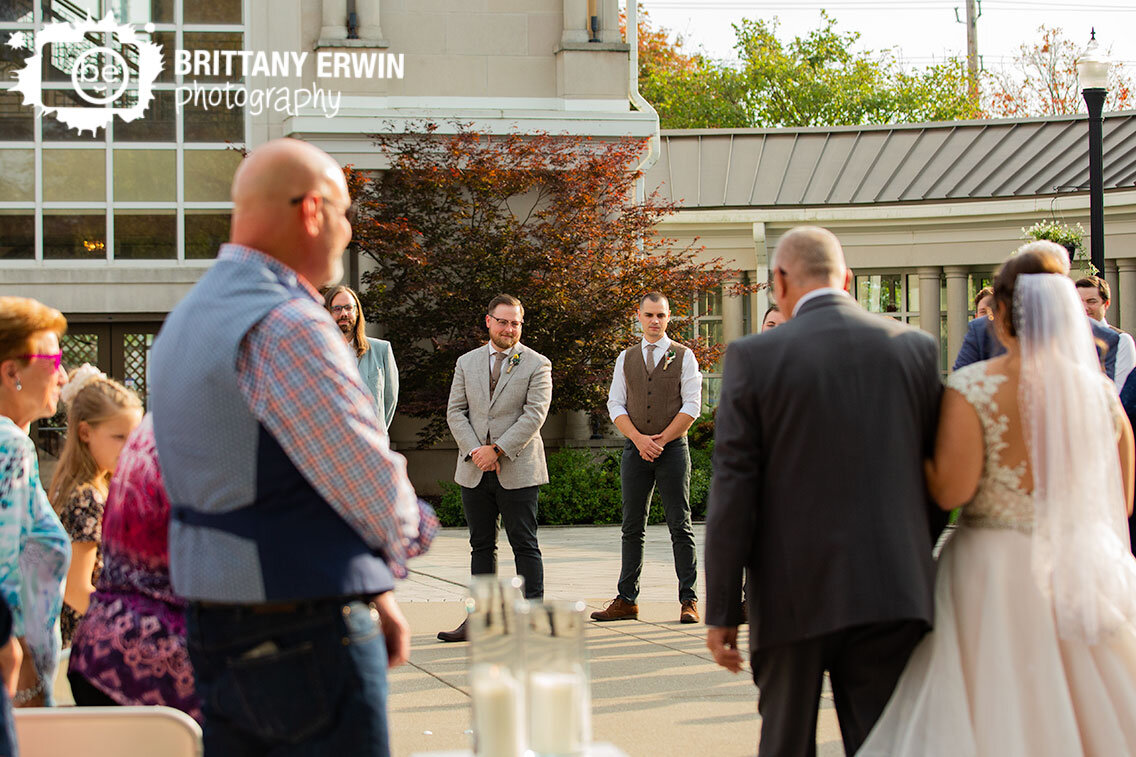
645, 343, 657, 370
490, 351, 507, 394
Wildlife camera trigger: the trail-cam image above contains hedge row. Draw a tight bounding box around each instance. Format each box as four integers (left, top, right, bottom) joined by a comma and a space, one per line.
434, 414, 715, 527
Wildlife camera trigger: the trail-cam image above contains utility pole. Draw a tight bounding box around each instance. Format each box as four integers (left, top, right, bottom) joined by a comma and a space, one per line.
956, 0, 982, 104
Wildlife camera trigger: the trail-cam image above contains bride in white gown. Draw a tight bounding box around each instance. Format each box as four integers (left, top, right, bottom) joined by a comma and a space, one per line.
859, 242, 1136, 756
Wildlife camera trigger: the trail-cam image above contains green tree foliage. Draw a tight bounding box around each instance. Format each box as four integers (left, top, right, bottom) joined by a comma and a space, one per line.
632, 9, 979, 128
627, 10, 749, 129
732, 13, 981, 127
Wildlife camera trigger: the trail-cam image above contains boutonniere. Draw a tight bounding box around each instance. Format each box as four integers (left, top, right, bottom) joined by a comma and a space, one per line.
663, 349, 677, 370
506, 353, 522, 373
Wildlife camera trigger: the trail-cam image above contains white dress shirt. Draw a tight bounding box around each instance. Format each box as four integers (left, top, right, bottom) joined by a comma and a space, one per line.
1098, 317, 1135, 391
607, 334, 703, 423
792, 287, 851, 318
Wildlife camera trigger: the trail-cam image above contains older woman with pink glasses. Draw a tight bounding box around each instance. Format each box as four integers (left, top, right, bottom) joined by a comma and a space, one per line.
0, 297, 71, 708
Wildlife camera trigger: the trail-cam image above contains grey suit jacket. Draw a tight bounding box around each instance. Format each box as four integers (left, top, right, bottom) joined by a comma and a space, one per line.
446, 342, 552, 490
705, 294, 945, 653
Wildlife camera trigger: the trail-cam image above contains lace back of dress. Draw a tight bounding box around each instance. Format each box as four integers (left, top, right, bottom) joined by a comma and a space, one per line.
948, 362, 1034, 531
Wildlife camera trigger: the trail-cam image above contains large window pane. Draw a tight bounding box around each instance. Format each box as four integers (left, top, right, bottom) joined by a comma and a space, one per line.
1, 0, 34, 22
40, 31, 101, 83
184, 148, 240, 201
42, 0, 100, 21
0, 34, 33, 82
0, 211, 33, 260
43, 148, 105, 201
127, 29, 175, 83
183, 101, 243, 142
43, 211, 105, 259
0, 149, 33, 201
856, 274, 903, 314
183, 0, 240, 25
185, 211, 228, 259
181, 32, 243, 83
107, 0, 173, 24
906, 273, 920, 312
114, 211, 174, 259
43, 147, 105, 198
698, 287, 723, 317
114, 148, 174, 201
41, 91, 104, 141
0, 90, 34, 141
114, 89, 175, 141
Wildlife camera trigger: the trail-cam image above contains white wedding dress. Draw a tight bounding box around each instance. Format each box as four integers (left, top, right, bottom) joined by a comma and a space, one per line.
858, 360, 1136, 756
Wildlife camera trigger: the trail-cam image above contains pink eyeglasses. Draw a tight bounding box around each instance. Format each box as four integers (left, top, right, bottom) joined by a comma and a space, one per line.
18, 352, 63, 370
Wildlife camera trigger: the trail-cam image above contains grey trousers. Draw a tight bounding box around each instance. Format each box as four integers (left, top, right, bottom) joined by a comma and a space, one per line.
616, 437, 698, 603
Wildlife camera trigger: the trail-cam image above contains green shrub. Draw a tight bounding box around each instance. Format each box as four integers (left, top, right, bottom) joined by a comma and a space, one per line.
538, 448, 623, 525
432, 440, 715, 527
436, 481, 467, 527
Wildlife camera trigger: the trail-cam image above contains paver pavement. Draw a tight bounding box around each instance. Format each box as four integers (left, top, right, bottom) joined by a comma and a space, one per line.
389, 524, 846, 757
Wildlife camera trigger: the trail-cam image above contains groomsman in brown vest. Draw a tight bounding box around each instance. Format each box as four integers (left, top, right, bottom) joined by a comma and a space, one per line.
592, 292, 703, 624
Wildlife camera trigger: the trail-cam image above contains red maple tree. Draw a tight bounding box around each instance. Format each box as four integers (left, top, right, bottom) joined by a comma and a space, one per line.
986, 26, 1133, 118
347, 125, 749, 446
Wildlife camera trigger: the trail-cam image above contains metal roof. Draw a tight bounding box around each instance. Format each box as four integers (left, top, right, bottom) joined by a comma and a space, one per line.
645, 112, 1136, 209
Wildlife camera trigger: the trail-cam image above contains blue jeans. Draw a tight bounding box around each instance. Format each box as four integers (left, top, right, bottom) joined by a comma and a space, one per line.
186, 597, 390, 757
617, 437, 698, 603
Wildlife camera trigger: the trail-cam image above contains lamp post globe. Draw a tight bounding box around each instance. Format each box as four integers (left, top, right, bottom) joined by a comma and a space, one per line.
1078, 30, 1110, 275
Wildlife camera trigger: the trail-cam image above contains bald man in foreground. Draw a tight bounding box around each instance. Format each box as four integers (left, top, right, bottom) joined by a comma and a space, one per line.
150, 138, 436, 756
704, 227, 946, 756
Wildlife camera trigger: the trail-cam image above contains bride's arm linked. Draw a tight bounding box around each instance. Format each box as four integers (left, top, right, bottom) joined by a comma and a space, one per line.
1117, 405, 1134, 516
924, 387, 984, 511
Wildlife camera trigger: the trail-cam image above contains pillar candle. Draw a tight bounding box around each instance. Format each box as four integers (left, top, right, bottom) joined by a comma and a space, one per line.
528, 670, 585, 755
471, 665, 524, 757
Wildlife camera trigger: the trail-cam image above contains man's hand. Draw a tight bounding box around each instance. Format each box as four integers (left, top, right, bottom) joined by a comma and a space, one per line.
633, 433, 664, 461
707, 626, 744, 673
470, 444, 501, 471
373, 592, 410, 668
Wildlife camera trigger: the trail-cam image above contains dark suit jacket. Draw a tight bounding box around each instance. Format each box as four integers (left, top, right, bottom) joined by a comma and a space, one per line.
705, 294, 945, 653
1120, 371, 1136, 555
953, 316, 1119, 378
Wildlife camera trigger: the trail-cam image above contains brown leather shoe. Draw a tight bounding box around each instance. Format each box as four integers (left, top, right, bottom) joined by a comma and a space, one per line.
590, 597, 638, 621
437, 618, 468, 642
680, 599, 700, 624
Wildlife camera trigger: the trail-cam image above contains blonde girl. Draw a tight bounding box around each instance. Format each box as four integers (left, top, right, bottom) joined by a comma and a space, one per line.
47, 365, 142, 647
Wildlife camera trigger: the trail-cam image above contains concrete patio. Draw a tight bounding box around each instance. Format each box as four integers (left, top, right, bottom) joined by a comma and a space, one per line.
387, 524, 846, 757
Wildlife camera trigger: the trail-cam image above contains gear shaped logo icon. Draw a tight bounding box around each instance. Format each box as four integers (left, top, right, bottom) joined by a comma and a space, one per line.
9, 13, 164, 135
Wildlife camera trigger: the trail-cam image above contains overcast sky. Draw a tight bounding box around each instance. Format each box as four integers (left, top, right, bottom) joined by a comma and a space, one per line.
627, 0, 1134, 75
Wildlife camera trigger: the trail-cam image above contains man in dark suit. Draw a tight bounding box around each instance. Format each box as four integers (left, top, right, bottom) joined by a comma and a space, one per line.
704, 226, 946, 757
954, 309, 1120, 376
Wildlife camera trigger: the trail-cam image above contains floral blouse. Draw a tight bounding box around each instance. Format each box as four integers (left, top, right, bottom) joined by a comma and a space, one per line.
69, 415, 201, 721
58, 483, 105, 648
0, 416, 70, 705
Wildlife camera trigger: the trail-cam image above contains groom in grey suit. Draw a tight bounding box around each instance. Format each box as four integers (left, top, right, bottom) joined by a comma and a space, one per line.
705, 227, 947, 756
438, 294, 553, 642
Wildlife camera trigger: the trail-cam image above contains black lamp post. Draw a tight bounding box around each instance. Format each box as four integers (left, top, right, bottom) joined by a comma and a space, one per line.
1078, 30, 1110, 275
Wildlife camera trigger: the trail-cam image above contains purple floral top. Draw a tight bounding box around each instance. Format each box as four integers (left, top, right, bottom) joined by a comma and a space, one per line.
68, 416, 201, 721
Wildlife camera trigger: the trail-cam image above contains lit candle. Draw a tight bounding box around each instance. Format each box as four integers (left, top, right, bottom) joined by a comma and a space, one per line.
528, 670, 586, 755
471, 664, 524, 757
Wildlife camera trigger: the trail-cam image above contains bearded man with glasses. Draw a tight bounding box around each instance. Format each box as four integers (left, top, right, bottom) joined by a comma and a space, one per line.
437, 294, 552, 642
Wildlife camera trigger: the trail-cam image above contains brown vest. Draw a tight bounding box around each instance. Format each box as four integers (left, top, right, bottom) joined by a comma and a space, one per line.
623, 341, 687, 435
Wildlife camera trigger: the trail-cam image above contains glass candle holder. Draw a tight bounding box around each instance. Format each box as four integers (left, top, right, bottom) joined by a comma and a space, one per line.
467, 576, 526, 757
519, 600, 592, 757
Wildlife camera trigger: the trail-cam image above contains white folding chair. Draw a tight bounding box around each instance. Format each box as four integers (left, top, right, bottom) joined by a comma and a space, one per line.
15, 705, 202, 757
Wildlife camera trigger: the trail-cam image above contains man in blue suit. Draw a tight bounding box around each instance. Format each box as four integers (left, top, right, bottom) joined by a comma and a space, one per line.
953, 310, 1120, 377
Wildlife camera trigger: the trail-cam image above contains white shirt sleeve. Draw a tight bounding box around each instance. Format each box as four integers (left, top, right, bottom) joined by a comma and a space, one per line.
607, 350, 629, 422
1114, 332, 1136, 391
679, 348, 703, 418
